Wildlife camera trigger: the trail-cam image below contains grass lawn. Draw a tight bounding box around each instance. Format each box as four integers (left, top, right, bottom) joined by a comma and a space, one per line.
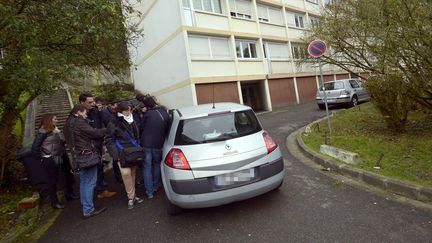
0, 185, 32, 239
302, 102, 432, 188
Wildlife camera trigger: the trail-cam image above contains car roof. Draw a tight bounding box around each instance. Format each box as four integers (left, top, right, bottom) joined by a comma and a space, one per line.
175, 102, 252, 120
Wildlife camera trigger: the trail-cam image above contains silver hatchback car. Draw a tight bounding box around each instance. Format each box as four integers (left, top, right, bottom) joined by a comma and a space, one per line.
316, 79, 369, 109
162, 103, 284, 214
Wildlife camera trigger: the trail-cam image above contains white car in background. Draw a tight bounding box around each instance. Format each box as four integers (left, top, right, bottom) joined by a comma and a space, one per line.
162, 103, 284, 215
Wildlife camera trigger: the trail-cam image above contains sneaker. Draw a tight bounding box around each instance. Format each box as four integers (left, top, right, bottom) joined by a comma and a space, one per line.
83, 207, 107, 219
134, 196, 144, 204
127, 199, 134, 210
97, 190, 117, 199
147, 194, 153, 199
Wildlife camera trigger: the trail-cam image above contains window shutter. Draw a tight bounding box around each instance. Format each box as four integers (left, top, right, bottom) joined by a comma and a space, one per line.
268, 8, 283, 25
236, 0, 252, 15
257, 4, 267, 19
211, 38, 231, 59
189, 36, 211, 59
268, 43, 289, 60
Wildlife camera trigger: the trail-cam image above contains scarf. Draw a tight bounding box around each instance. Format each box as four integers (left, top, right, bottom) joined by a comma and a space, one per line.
117, 112, 134, 124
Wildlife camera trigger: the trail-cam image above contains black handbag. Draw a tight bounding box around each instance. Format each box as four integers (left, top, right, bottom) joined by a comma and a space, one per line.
115, 131, 144, 168
75, 149, 101, 170
69, 118, 101, 171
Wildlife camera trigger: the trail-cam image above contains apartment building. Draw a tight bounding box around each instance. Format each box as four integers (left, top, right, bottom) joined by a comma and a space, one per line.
129, 0, 356, 111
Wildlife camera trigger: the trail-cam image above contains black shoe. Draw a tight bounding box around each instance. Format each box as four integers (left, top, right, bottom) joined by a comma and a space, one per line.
65, 194, 79, 201
51, 203, 65, 209
83, 207, 107, 219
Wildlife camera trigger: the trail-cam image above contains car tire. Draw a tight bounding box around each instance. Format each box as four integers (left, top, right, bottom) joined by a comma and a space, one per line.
318, 104, 325, 110
350, 96, 358, 107
166, 198, 182, 216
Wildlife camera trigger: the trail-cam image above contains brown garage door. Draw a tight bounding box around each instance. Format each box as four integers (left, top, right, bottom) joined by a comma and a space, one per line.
268, 78, 296, 108
296, 76, 318, 103
336, 73, 350, 80
196, 82, 239, 105
323, 75, 334, 82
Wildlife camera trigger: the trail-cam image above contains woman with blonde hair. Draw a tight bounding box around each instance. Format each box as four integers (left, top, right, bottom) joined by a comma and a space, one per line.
31, 113, 66, 209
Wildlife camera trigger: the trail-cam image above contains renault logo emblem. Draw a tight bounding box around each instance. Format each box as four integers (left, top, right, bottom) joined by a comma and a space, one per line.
225, 144, 231, 150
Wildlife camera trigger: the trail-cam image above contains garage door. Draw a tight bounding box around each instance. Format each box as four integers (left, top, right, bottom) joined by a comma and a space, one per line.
268, 78, 296, 107
195, 82, 239, 105
296, 76, 318, 103
336, 73, 350, 80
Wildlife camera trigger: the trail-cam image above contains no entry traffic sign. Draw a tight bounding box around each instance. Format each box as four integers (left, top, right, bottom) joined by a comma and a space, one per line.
308, 39, 327, 58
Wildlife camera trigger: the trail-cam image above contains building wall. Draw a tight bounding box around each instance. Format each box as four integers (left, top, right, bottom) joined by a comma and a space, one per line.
130, 0, 192, 109
196, 82, 240, 104
268, 78, 296, 107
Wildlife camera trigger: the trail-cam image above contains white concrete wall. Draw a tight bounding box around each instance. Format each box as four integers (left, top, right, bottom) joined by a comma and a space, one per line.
195, 12, 230, 30
284, 0, 305, 9
305, 1, 321, 14
130, 0, 192, 108
270, 60, 294, 74
157, 84, 195, 109
231, 19, 259, 34
190, 61, 237, 77
260, 23, 287, 38
134, 33, 189, 93
237, 61, 264, 76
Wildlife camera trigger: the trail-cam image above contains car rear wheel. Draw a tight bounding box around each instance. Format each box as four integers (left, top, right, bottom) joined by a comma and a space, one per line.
318, 104, 325, 110
350, 96, 358, 107
166, 197, 182, 216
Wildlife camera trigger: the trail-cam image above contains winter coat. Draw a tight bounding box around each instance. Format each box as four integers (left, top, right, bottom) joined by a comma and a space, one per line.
105, 116, 140, 162
31, 128, 66, 157
139, 107, 170, 149
101, 107, 117, 128
63, 115, 106, 155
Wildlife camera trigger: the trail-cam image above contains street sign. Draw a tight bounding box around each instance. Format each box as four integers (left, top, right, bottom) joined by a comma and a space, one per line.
308, 39, 327, 58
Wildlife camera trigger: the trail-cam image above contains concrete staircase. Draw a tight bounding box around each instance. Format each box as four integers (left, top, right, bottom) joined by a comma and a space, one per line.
34, 89, 72, 134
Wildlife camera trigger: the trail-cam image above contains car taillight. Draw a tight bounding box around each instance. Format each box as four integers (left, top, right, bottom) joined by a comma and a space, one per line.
263, 132, 278, 154
164, 149, 191, 170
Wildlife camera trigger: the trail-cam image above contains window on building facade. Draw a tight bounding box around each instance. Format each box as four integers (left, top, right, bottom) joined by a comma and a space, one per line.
189, 35, 231, 59
236, 40, 258, 59
294, 14, 304, 28
264, 42, 290, 60
192, 0, 222, 14
291, 43, 307, 59
183, 0, 190, 8
229, 0, 253, 20
257, 4, 283, 25
310, 16, 319, 28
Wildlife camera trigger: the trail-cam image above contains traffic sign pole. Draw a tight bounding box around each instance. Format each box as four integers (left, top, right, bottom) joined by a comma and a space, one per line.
318, 57, 332, 136
308, 39, 332, 137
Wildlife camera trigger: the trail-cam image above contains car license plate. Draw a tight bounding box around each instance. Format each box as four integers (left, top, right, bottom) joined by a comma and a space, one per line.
326, 99, 336, 102
215, 168, 255, 187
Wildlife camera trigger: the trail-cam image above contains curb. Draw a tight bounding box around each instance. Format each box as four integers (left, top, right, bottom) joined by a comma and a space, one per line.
294, 125, 432, 204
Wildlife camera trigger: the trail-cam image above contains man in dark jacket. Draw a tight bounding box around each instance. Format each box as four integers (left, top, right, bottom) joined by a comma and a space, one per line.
79, 93, 116, 199
139, 96, 170, 198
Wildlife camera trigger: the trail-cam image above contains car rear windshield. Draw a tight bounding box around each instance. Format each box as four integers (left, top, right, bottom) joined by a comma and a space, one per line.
320, 81, 345, 91
174, 110, 262, 145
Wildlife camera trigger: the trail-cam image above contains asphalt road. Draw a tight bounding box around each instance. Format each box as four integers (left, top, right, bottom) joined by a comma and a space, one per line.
40, 102, 432, 243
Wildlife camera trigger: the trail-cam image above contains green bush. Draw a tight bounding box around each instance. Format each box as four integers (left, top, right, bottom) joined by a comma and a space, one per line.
365, 74, 415, 132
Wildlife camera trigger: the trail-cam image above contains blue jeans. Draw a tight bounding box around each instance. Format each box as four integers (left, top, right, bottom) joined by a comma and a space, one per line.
142, 148, 162, 196
79, 165, 98, 216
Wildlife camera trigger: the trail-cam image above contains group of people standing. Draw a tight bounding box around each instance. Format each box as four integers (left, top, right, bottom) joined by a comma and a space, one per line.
30, 92, 170, 219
